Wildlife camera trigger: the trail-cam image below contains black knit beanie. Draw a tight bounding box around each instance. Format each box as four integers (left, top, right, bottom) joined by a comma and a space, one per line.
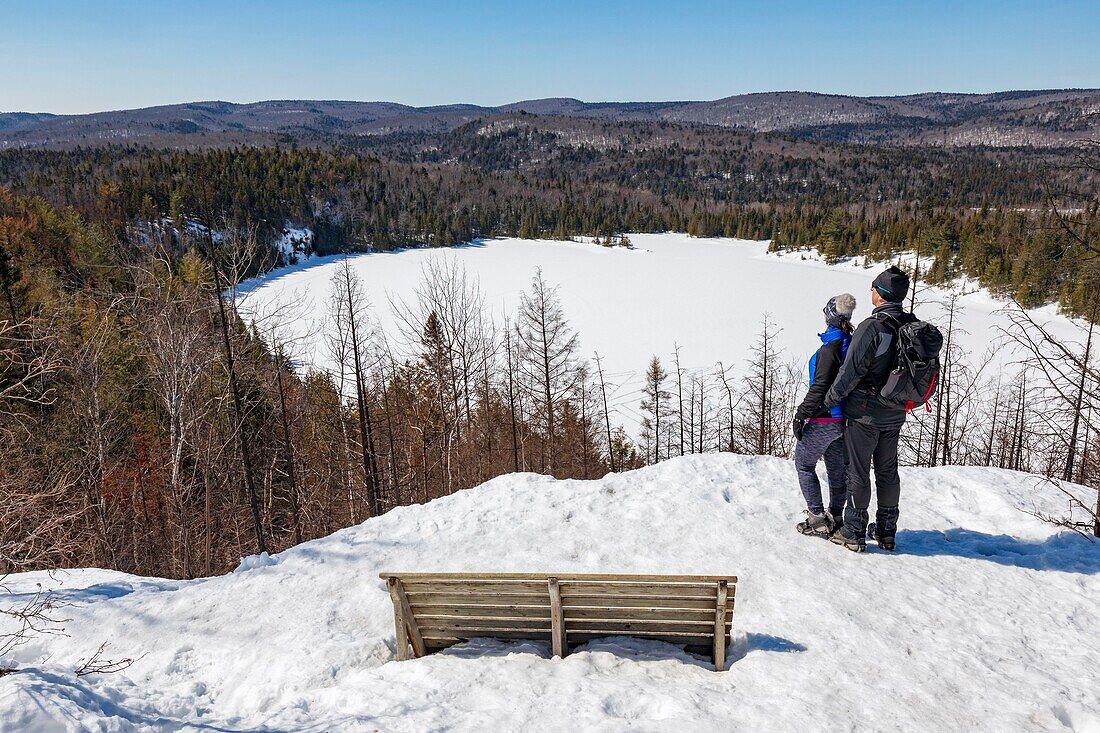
873, 266, 909, 303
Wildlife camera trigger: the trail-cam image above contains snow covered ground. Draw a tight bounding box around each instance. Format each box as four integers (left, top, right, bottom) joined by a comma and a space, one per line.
2, 454, 1098, 731
235, 234, 1084, 432
272, 226, 314, 266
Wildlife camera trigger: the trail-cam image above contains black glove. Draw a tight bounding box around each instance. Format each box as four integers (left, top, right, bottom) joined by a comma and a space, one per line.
792, 419, 805, 442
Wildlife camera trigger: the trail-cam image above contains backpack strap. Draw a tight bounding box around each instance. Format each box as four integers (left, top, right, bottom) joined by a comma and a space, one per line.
872, 312, 906, 390
874, 310, 915, 329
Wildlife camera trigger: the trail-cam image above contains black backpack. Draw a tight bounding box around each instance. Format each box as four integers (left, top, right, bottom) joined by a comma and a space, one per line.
878, 314, 943, 412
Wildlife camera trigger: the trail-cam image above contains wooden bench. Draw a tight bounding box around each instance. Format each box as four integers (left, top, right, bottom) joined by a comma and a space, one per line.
379, 572, 738, 671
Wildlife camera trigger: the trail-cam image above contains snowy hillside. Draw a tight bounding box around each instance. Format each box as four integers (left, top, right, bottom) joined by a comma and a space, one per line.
2, 454, 1098, 732
236, 234, 1083, 432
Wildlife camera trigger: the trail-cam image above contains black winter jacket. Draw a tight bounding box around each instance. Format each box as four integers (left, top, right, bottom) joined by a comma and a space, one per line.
823, 302, 916, 426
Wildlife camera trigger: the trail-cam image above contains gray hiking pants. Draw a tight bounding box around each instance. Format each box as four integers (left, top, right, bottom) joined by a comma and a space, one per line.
794, 421, 847, 516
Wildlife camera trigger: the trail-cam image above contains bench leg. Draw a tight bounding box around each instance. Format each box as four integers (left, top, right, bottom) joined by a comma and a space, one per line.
713, 580, 728, 672
388, 577, 411, 660
388, 577, 427, 659
548, 577, 567, 658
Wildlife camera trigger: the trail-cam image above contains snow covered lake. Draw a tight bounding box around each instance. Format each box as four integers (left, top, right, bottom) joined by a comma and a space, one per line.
237, 233, 1083, 432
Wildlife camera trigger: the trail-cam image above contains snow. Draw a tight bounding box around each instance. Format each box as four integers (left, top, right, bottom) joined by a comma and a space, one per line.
2, 454, 1098, 731
234, 233, 1084, 433
272, 225, 313, 266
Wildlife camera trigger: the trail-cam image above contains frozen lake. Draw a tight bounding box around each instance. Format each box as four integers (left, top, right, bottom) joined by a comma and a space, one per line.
237, 233, 1082, 431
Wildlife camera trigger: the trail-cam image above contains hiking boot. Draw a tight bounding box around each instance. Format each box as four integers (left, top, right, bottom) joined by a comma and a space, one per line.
796, 510, 832, 537
869, 506, 900, 551
867, 522, 896, 551
829, 526, 866, 552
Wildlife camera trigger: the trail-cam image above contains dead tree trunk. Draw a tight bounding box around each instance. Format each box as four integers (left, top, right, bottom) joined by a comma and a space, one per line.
595, 352, 616, 473
339, 262, 382, 518
1064, 300, 1097, 482
206, 237, 266, 556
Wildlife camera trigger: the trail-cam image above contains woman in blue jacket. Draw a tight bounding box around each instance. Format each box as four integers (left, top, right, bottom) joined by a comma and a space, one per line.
792, 293, 856, 536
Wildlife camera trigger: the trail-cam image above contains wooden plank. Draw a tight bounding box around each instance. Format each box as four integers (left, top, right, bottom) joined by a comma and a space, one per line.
560, 594, 721, 610
714, 580, 728, 672
380, 572, 738, 584
391, 578, 427, 658
568, 630, 713, 645
401, 580, 548, 595
405, 593, 551, 608
386, 577, 411, 661
408, 608, 736, 630
418, 619, 554, 633
560, 582, 720, 593
409, 604, 552, 619
420, 630, 554, 642
562, 606, 715, 622
558, 619, 715, 634
560, 585, 720, 599
548, 577, 566, 658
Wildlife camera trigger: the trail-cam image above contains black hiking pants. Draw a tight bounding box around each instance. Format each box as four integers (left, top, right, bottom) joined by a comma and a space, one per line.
842, 419, 902, 536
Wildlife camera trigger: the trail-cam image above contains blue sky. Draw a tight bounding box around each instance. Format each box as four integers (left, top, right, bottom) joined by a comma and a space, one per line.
3, 0, 1098, 113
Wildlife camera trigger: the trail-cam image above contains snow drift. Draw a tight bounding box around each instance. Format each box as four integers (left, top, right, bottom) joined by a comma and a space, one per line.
2, 454, 1098, 732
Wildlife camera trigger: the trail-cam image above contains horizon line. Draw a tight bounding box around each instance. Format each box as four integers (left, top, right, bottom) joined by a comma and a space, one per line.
5, 86, 1099, 117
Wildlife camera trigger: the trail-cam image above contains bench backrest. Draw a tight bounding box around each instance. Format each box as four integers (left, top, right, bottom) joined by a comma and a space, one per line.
379, 572, 738, 671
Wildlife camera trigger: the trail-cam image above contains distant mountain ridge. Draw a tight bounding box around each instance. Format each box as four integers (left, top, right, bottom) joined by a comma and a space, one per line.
3, 89, 1098, 149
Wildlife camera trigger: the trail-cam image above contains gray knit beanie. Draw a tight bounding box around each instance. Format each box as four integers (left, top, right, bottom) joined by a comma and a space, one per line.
824, 293, 857, 327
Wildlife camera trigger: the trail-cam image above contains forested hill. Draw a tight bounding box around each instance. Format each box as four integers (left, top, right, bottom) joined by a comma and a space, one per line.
3, 88, 1099, 148
1, 117, 1097, 313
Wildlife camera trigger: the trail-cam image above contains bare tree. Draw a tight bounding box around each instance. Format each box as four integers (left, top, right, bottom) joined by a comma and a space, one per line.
735, 315, 797, 457
594, 352, 617, 472
198, 225, 266, 555
674, 345, 685, 457
332, 258, 382, 518
131, 262, 214, 577
514, 269, 579, 473
1004, 303, 1100, 535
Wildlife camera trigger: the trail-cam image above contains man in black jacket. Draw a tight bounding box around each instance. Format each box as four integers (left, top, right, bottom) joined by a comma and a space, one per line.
822, 266, 915, 552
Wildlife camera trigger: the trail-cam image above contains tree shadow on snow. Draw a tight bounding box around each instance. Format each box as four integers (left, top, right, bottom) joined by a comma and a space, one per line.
894, 528, 1100, 574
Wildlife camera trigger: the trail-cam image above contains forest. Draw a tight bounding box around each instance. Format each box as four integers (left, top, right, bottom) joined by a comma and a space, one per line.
0, 119, 1097, 579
